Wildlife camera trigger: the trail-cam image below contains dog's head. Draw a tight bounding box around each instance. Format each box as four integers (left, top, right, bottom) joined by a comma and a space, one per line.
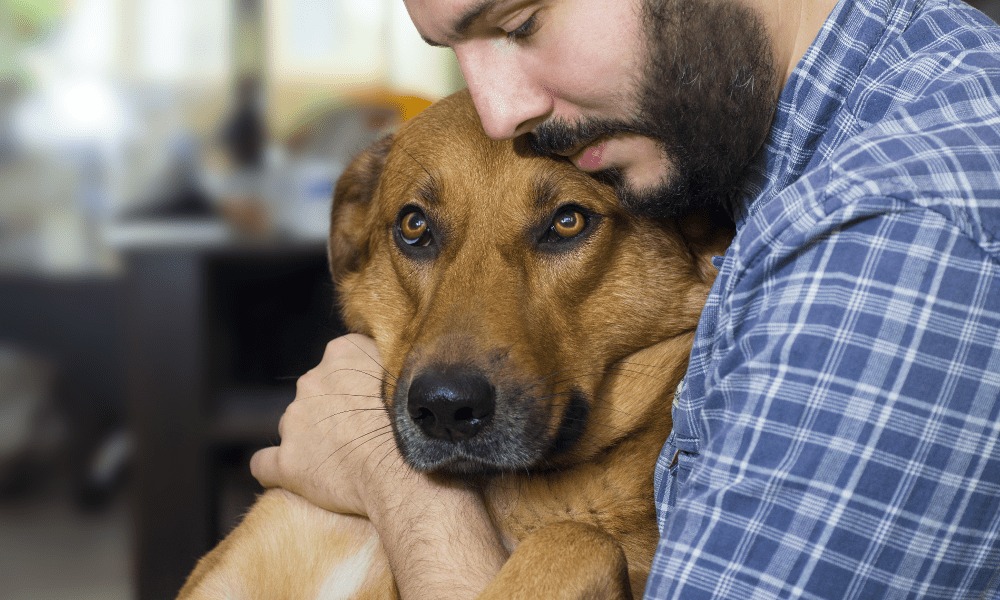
329, 90, 728, 475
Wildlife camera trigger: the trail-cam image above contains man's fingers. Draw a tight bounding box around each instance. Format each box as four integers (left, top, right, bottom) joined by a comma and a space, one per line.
250, 446, 280, 489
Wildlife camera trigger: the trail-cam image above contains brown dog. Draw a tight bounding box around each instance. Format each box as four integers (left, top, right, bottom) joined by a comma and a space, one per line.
179, 90, 730, 599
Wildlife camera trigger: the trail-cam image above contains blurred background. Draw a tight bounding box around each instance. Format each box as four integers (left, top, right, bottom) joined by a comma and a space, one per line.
1, 1, 999, 599
0, 0, 459, 598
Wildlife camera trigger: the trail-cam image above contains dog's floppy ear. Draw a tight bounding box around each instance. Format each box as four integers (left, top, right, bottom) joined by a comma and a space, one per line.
677, 209, 735, 283
328, 133, 393, 281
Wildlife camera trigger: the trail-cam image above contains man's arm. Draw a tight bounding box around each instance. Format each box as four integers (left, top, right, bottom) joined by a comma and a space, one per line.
251, 334, 508, 599
367, 472, 509, 600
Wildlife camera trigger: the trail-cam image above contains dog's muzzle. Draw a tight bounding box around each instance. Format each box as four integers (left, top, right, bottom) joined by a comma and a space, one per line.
392, 360, 559, 474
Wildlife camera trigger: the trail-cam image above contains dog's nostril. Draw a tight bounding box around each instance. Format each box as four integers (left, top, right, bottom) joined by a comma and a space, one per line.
412, 407, 435, 423
407, 366, 495, 442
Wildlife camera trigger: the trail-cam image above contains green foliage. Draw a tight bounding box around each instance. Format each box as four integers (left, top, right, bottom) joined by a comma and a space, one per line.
0, 0, 65, 86
5, 0, 64, 37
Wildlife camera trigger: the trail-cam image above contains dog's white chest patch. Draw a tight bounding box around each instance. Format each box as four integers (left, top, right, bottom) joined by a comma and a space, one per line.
314, 537, 378, 600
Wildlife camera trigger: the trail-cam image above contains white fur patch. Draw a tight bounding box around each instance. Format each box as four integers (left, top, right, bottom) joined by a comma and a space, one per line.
314, 537, 378, 600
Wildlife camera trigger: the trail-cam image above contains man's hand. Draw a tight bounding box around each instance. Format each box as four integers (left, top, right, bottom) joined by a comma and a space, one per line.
250, 334, 508, 599
251, 333, 403, 517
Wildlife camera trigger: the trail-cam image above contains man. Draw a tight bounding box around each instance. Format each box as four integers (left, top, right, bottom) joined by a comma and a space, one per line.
252, 0, 1000, 597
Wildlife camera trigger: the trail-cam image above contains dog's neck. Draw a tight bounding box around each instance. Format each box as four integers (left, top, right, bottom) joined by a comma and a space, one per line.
480, 332, 693, 550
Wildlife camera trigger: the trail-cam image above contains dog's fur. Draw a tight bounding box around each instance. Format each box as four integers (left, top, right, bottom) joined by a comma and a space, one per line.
179, 90, 730, 600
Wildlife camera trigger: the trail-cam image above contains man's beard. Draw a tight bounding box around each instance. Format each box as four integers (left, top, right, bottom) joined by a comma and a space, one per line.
527, 0, 779, 219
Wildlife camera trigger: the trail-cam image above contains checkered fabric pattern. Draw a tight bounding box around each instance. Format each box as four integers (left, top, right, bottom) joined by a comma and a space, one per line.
647, 0, 1000, 598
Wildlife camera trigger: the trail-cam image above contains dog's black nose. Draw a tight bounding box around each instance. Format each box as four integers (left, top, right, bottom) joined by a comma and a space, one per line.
407, 367, 495, 441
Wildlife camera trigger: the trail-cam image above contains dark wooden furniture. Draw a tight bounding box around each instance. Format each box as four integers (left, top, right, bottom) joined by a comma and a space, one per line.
122, 233, 345, 600
0, 273, 126, 502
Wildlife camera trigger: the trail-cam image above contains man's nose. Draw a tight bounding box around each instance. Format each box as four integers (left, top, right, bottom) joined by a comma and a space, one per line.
456, 44, 551, 140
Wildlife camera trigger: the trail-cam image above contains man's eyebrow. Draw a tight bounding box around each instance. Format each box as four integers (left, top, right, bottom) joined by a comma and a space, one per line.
421, 0, 505, 47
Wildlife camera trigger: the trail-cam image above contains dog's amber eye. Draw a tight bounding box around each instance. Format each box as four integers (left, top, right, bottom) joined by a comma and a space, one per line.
550, 207, 587, 239
398, 208, 432, 246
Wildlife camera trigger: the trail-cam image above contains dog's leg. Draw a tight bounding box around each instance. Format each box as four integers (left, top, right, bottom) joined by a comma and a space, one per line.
178, 489, 396, 600
477, 521, 633, 600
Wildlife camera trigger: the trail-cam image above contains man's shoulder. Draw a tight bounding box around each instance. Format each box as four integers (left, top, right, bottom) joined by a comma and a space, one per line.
728, 1, 1000, 288
746, 2, 1000, 240
755, 0, 1000, 264
891, 0, 1000, 55
873, 0, 1000, 70
848, 0, 1000, 126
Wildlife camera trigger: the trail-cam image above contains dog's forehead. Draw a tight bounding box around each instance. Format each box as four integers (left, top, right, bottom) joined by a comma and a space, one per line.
374, 91, 623, 219
392, 98, 514, 172
383, 134, 538, 207
382, 138, 620, 221
384, 138, 618, 218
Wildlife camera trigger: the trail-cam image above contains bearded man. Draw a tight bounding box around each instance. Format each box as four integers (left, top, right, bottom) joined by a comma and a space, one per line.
252, 1, 1000, 597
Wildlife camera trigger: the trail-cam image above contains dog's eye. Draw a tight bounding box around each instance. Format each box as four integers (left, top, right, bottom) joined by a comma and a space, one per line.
397, 208, 433, 247
545, 207, 588, 242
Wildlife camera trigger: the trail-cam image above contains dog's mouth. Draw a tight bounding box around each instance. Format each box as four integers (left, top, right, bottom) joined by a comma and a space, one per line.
388, 363, 590, 475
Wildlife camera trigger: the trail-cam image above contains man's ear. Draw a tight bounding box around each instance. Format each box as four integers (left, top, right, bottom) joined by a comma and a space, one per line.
328, 133, 393, 281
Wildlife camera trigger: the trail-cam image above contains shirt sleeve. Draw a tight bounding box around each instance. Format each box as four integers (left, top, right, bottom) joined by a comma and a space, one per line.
645, 201, 1000, 599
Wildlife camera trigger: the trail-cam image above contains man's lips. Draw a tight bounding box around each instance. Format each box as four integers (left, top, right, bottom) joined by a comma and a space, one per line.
559, 139, 608, 172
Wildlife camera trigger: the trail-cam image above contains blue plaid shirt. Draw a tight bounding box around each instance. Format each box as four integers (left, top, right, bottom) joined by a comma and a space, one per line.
647, 0, 1000, 598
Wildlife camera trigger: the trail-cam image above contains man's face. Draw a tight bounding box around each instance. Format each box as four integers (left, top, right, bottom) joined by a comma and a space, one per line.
404, 0, 778, 217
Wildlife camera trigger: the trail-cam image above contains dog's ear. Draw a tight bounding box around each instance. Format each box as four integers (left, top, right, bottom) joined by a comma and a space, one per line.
677, 209, 735, 283
328, 133, 393, 281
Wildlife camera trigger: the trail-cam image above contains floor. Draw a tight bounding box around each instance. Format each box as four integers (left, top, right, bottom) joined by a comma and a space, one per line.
0, 491, 132, 600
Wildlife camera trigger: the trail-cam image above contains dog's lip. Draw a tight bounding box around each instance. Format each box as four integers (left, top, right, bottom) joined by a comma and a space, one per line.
428, 455, 503, 475
404, 441, 530, 475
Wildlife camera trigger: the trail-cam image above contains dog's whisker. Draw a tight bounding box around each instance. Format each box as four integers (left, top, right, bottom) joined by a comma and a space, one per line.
535, 366, 593, 383
540, 402, 636, 418
366, 437, 403, 485
319, 367, 394, 385
314, 406, 392, 425
535, 369, 646, 389
319, 426, 396, 475
343, 336, 399, 383
537, 357, 672, 383
542, 409, 634, 435
532, 388, 641, 419
608, 365, 666, 375
300, 392, 383, 403
609, 358, 670, 368
552, 402, 640, 422
314, 423, 393, 467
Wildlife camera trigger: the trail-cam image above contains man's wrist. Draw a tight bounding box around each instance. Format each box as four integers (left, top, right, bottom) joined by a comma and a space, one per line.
366, 471, 508, 600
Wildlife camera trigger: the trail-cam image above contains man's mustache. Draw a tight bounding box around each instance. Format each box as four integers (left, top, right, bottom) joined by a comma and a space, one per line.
527, 117, 648, 157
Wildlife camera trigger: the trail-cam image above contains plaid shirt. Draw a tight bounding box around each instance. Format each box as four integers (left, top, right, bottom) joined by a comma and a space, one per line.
647, 0, 1000, 598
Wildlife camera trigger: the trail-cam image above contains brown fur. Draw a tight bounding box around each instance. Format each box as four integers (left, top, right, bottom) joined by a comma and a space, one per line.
179, 90, 731, 600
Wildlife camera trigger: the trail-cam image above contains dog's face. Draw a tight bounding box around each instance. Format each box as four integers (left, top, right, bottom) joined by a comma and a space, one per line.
329, 91, 724, 475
